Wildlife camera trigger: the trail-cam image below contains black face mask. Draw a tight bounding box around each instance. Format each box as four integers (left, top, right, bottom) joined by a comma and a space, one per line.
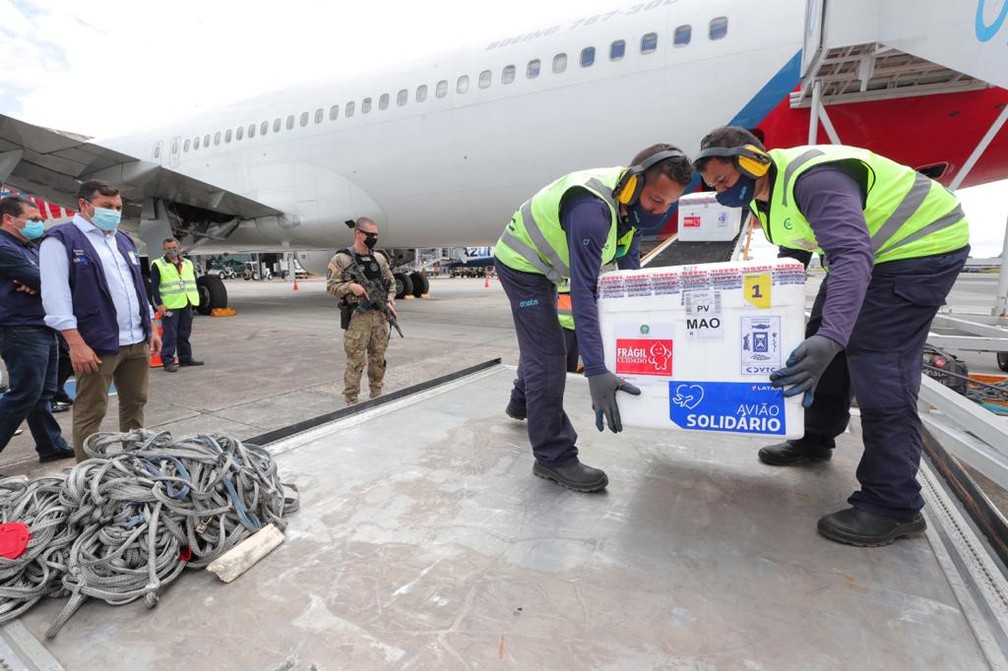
362, 232, 378, 249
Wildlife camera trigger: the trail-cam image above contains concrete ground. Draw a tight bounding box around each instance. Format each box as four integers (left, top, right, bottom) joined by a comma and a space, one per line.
2, 270, 1005, 495
0, 276, 519, 478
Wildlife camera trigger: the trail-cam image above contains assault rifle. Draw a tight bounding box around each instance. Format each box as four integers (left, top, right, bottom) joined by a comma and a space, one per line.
343, 261, 404, 339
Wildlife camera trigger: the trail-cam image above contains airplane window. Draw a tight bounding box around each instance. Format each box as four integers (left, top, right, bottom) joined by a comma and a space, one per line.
214, 131, 221, 145
479, 70, 491, 89
398, 89, 408, 106
225, 129, 232, 143
379, 93, 389, 110
262, 121, 270, 135
194, 137, 200, 150
236, 126, 244, 140
610, 40, 625, 60
417, 84, 428, 102
362, 97, 372, 113
330, 104, 339, 120
273, 118, 281, 133
527, 59, 541, 78
248, 123, 256, 138
171, 139, 178, 154
457, 75, 469, 94
674, 25, 691, 46
346, 101, 355, 117
436, 80, 448, 98
204, 134, 211, 146
709, 17, 728, 40
300, 111, 309, 126
502, 65, 515, 83
581, 47, 595, 67
315, 108, 324, 124
154, 145, 160, 159
641, 32, 658, 53
184, 139, 191, 152
553, 53, 567, 73
286, 115, 295, 130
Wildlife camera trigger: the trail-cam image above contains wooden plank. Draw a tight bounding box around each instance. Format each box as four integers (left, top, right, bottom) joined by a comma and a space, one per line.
206, 524, 285, 583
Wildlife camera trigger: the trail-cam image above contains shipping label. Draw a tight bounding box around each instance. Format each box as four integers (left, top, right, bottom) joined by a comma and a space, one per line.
669, 381, 786, 435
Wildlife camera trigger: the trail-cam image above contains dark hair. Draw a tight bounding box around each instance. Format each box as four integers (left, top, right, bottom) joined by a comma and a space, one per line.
631, 143, 693, 186
76, 179, 120, 202
163, 237, 179, 246
694, 126, 766, 171
0, 195, 35, 220
355, 216, 376, 231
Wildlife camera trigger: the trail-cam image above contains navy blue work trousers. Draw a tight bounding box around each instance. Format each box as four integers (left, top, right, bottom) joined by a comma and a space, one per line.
0, 326, 69, 455
496, 259, 579, 466
161, 305, 194, 364
803, 246, 969, 518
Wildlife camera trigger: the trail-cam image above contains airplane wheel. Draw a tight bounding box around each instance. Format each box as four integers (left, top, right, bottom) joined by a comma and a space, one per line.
394, 272, 413, 299
196, 274, 228, 316
998, 352, 1008, 372
410, 272, 429, 297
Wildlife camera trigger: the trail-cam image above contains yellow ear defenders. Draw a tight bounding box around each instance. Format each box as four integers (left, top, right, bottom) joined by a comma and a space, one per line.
693, 144, 772, 180
613, 149, 687, 206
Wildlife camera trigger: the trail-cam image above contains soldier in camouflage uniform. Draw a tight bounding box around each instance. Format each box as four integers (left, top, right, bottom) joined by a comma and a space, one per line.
326, 218, 398, 405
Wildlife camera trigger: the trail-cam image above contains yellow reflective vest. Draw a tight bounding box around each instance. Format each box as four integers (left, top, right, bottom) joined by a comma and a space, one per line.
152, 257, 199, 309
752, 145, 969, 264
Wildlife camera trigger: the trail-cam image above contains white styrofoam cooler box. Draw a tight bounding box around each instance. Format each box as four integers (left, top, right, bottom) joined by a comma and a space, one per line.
677, 191, 742, 242
598, 259, 807, 438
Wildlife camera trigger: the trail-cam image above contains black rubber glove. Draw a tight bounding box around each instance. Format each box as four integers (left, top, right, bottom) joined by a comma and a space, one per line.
769, 334, 843, 408
587, 370, 642, 433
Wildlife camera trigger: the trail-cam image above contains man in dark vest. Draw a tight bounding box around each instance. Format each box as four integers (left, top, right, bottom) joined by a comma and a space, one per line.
0, 195, 75, 462
40, 180, 161, 461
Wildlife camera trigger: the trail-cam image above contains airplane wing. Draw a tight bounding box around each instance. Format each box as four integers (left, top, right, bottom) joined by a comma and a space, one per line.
0, 113, 281, 220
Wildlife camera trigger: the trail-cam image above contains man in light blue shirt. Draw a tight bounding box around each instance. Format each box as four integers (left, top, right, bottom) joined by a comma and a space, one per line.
40, 179, 161, 461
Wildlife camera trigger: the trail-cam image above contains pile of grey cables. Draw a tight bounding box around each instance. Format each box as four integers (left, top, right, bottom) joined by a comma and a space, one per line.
0, 430, 299, 638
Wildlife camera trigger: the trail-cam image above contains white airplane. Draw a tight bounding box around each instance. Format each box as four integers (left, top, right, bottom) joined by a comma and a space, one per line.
2, 0, 1007, 311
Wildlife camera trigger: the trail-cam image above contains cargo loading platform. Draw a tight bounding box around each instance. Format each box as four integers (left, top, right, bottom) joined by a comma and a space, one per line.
10, 362, 1007, 670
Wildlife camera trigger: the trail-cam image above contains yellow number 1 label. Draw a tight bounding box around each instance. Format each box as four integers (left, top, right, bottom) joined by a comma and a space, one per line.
744, 274, 771, 309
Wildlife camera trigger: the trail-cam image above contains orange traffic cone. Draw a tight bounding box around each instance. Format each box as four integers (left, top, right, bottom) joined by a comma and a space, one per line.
484, 274, 489, 288
293, 276, 299, 291
149, 322, 165, 368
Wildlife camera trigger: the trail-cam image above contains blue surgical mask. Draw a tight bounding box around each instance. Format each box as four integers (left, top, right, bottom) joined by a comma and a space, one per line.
629, 203, 670, 234
91, 207, 121, 231
20, 219, 45, 240
715, 174, 757, 210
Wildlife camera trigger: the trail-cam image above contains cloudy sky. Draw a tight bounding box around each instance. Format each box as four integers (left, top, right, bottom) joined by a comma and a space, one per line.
1, 0, 1004, 256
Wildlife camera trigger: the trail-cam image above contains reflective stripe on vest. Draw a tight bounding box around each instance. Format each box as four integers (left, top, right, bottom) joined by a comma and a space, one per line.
494, 168, 624, 283
556, 284, 574, 330
153, 257, 200, 309
755, 146, 969, 264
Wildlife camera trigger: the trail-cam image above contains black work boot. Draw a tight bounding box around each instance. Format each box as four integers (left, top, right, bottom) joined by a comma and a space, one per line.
817, 507, 926, 547
505, 397, 526, 421
758, 436, 834, 466
533, 460, 608, 492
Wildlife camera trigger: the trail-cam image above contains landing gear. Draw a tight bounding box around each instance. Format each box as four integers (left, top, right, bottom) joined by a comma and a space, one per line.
196, 274, 228, 315
409, 271, 429, 297
393, 272, 413, 299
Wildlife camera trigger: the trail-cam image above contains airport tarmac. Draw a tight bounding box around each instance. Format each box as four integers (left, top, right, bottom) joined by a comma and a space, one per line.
1, 271, 1005, 479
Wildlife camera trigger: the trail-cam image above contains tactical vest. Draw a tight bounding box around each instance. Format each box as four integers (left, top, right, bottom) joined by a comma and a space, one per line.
494, 167, 624, 283
752, 146, 969, 264
44, 223, 151, 354
152, 257, 199, 309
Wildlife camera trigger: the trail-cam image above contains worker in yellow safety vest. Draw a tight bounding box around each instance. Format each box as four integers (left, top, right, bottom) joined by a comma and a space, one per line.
150, 238, 205, 372
694, 125, 969, 547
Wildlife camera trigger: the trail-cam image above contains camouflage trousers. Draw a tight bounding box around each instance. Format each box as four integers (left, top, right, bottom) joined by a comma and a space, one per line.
343, 309, 389, 404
